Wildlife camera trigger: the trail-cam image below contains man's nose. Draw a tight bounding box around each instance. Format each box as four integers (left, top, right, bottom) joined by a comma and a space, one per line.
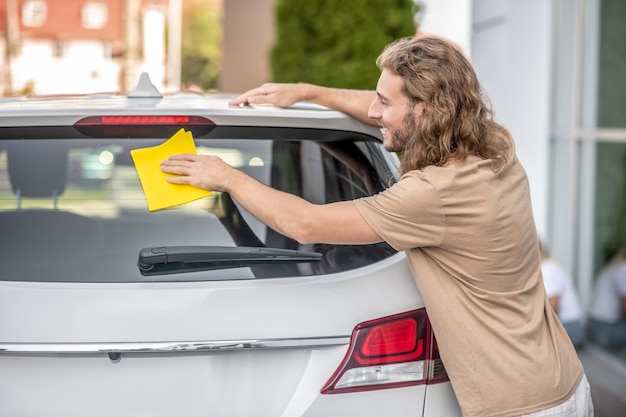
368, 101, 381, 120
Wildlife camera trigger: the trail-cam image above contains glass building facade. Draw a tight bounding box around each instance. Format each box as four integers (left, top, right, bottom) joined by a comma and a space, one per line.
550, 0, 626, 361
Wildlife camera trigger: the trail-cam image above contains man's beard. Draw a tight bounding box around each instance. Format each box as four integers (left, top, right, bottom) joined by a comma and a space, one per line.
385, 109, 417, 153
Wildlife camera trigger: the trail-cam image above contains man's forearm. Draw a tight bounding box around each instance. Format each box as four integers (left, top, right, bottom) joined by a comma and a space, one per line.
161, 149, 380, 245
222, 167, 380, 246
299, 84, 377, 126
224, 168, 317, 244
230, 83, 377, 126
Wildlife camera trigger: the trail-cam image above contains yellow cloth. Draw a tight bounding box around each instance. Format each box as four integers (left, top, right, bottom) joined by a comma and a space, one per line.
130, 128, 212, 211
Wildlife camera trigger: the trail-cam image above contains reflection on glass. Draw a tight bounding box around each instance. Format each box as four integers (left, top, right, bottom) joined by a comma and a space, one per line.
587, 246, 626, 354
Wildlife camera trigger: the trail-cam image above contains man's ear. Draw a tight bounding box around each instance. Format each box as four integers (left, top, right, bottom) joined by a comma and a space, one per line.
414, 100, 428, 116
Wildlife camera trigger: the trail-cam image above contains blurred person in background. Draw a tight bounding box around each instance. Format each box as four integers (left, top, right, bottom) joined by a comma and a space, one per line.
539, 241, 584, 347
588, 245, 626, 351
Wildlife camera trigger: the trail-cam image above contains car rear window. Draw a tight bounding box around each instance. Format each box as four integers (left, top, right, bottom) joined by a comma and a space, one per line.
0, 129, 400, 282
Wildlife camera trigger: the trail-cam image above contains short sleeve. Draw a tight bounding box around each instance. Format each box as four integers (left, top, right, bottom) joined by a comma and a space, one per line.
354, 171, 445, 251
541, 259, 567, 298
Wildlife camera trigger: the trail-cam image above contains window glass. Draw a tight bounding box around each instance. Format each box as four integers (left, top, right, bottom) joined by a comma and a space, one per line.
597, 0, 626, 129
21, 0, 47, 27
0, 136, 397, 283
594, 0, 626, 272
82, 1, 108, 29
594, 142, 626, 269
587, 0, 626, 359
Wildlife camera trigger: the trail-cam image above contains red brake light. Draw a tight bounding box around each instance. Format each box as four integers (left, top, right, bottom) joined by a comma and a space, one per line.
321, 309, 448, 394
100, 115, 193, 125
356, 318, 422, 365
73, 115, 215, 138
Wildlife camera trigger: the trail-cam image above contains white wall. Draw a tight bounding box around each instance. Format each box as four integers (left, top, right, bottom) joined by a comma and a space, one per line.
471, 0, 553, 238
11, 40, 119, 95
142, 6, 167, 91
417, 0, 473, 56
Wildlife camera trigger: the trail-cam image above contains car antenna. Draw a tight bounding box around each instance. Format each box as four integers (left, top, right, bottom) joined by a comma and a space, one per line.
128, 72, 163, 98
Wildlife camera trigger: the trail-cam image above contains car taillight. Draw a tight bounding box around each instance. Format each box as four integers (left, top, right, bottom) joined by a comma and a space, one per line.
99, 116, 194, 124
321, 309, 448, 394
73, 115, 215, 138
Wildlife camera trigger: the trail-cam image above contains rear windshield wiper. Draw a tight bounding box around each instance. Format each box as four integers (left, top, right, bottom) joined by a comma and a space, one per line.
138, 246, 322, 276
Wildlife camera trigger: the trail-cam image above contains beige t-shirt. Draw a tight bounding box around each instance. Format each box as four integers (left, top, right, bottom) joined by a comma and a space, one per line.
354, 156, 582, 417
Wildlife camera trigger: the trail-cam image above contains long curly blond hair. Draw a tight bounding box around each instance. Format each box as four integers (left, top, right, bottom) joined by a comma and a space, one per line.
376, 36, 515, 174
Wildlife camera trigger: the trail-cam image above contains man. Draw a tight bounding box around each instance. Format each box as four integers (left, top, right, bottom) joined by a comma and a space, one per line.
162, 36, 593, 416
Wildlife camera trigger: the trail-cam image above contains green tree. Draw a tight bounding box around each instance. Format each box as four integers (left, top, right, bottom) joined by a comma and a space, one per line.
181, 0, 222, 90
270, 0, 417, 89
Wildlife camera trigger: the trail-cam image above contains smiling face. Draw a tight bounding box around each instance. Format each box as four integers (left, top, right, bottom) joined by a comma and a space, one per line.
367, 69, 426, 153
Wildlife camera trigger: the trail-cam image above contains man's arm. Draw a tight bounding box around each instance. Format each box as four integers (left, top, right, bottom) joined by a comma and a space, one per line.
229, 83, 378, 127
161, 153, 383, 245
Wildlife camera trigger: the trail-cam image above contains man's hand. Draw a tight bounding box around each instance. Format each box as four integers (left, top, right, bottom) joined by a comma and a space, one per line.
229, 82, 378, 126
229, 83, 312, 108
161, 153, 235, 192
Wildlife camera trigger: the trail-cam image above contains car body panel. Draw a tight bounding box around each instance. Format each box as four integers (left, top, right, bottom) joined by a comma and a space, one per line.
1, 348, 431, 417
0, 255, 421, 343
1, 347, 345, 417
0, 94, 379, 137
422, 381, 464, 416
0, 256, 431, 417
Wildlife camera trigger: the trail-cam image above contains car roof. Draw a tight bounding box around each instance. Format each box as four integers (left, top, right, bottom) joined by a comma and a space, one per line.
0, 74, 381, 139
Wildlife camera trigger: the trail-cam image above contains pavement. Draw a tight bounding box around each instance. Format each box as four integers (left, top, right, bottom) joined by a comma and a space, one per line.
577, 344, 626, 417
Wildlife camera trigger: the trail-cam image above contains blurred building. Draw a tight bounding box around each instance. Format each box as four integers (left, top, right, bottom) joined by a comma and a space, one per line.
0, 0, 177, 96
219, 0, 274, 93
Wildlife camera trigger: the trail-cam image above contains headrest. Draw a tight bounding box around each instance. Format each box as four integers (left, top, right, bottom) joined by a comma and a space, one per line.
7, 145, 68, 198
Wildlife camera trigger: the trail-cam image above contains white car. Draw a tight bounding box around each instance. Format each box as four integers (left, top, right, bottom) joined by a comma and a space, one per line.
0, 74, 462, 417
